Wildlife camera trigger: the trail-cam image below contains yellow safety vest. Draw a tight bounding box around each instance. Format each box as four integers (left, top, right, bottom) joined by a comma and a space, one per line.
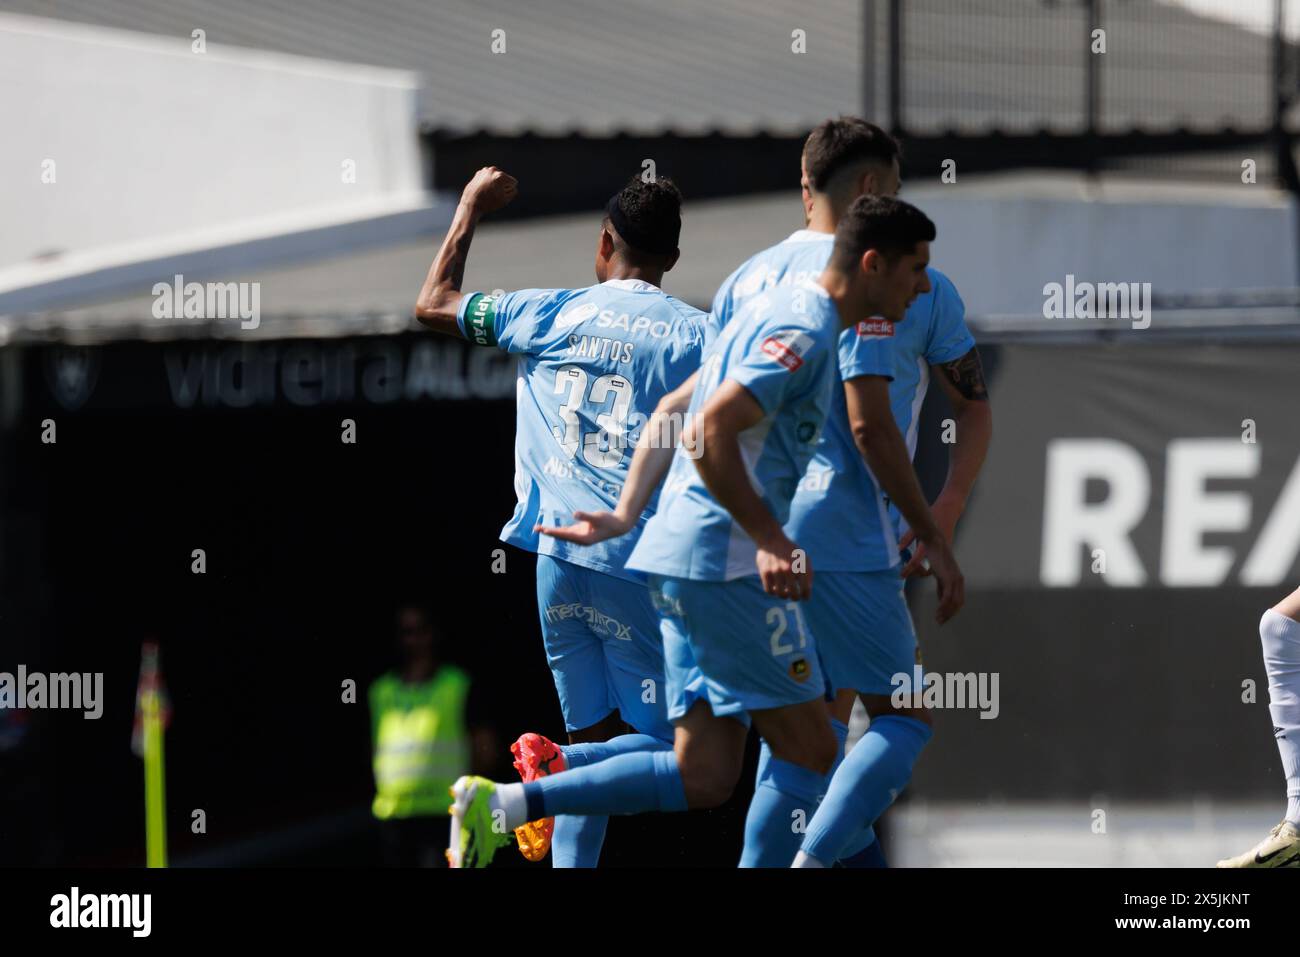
368, 668, 470, 819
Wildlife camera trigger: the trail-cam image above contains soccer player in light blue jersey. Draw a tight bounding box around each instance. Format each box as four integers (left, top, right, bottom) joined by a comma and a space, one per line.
413, 166, 710, 867
544, 118, 991, 867
785, 121, 991, 869
446, 197, 939, 868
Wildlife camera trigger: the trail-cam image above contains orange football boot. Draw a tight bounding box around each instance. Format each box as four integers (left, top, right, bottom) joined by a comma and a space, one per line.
509, 732, 567, 861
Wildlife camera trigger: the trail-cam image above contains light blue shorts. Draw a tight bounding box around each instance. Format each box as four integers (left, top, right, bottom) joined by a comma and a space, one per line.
803, 569, 918, 697
648, 574, 825, 725
535, 555, 673, 742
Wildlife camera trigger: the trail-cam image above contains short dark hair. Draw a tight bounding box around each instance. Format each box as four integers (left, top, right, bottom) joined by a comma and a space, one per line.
802, 117, 900, 193
830, 195, 935, 271
605, 175, 683, 262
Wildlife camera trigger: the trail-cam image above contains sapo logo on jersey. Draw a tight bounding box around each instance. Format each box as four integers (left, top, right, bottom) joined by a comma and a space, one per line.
761, 331, 813, 372
555, 302, 600, 329
734, 266, 772, 299
557, 302, 675, 339
733, 266, 820, 301
856, 318, 894, 339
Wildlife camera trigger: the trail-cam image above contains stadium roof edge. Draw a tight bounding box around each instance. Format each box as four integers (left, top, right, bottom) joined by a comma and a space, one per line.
2, 0, 1282, 138
0, 196, 453, 320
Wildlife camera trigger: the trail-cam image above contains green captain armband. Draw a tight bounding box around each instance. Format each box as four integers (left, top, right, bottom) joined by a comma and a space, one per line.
462, 293, 500, 347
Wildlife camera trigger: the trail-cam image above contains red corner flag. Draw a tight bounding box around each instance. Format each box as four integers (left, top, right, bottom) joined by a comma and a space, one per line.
131, 642, 172, 757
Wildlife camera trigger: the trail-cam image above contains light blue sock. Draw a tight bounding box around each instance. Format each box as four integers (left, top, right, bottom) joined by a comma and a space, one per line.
526, 749, 688, 819
745, 719, 877, 865
549, 814, 608, 868
560, 733, 669, 767
821, 719, 877, 863
799, 715, 931, 865
739, 746, 828, 867
550, 734, 669, 867
838, 836, 887, 868
829, 716, 880, 863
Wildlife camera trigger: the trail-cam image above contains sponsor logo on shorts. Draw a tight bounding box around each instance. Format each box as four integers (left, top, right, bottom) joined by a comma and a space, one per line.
856, 318, 894, 339
789, 657, 811, 682
544, 601, 633, 640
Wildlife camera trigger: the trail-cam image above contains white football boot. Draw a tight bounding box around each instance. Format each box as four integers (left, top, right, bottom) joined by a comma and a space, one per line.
1216, 820, 1300, 868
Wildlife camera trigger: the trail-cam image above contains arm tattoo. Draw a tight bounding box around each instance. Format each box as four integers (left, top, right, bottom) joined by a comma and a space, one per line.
938, 347, 988, 401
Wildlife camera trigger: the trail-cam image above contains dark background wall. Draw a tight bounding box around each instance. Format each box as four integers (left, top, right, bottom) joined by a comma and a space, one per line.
0, 334, 752, 866
909, 338, 1300, 802
2, 333, 1297, 865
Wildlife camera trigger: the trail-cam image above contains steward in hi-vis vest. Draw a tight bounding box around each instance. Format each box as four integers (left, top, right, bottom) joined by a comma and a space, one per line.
369, 603, 492, 867
369, 667, 470, 820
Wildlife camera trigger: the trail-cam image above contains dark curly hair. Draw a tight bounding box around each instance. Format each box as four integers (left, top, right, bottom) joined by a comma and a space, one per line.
606, 175, 683, 263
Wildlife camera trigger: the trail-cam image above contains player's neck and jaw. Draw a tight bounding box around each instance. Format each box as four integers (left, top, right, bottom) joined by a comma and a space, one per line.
805, 198, 838, 237
595, 224, 674, 290
817, 265, 868, 331
805, 160, 900, 237
602, 258, 665, 289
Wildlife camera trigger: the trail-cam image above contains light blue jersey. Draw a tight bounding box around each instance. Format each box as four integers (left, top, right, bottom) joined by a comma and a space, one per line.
709, 229, 893, 572
456, 278, 708, 582
627, 280, 840, 581
876, 273, 974, 540
711, 229, 974, 571
706, 229, 838, 343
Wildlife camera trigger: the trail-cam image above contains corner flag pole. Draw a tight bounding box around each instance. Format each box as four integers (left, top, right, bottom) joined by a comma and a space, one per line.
136, 642, 170, 868
142, 685, 168, 867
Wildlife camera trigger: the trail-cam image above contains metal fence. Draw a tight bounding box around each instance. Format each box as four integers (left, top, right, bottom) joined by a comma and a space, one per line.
868, 0, 1287, 136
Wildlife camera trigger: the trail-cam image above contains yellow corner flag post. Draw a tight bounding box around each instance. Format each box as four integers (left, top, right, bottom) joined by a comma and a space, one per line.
142, 685, 168, 868
134, 642, 171, 868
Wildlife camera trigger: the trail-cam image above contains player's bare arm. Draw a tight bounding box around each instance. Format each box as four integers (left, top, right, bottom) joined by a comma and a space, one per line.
898, 345, 992, 577
843, 373, 964, 623
537, 368, 701, 545
691, 379, 811, 601
412, 166, 518, 336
